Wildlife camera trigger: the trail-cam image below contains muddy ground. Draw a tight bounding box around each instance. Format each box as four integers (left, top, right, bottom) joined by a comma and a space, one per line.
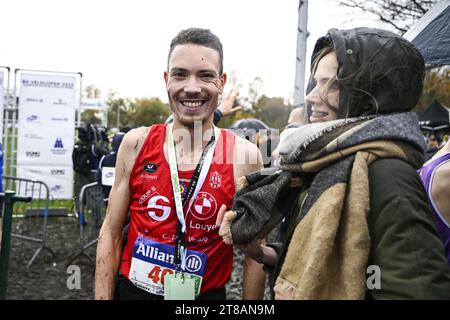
4, 215, 274, 300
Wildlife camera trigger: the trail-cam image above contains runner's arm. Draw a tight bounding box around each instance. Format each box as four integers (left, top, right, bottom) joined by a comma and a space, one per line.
94, 128, 147, 299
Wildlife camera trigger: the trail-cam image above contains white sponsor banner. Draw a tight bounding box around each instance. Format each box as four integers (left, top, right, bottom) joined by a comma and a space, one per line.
17, 134, 74, 166
80, 98, 108, 111
16, 165, 73, 198
17, 73, 76, 199
0, 71, 4, 140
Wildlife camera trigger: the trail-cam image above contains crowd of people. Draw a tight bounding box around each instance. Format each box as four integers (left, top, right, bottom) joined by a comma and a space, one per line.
68, 26, 450, 300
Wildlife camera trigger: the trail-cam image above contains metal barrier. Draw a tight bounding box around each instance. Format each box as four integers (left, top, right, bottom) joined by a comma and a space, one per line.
67, 182, 105, 266
0, 191, 32, 299
1, 176, 56, 268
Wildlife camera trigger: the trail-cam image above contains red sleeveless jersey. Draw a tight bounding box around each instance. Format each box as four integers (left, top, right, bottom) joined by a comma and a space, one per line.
120, 124, 236, 295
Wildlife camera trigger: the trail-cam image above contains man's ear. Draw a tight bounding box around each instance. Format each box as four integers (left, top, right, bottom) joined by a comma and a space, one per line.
219, 73, 227, 94
164, 71, 169, 85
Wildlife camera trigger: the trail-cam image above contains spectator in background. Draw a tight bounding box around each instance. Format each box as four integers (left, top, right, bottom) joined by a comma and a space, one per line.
425, 133, 441, 160
72, 124, 108, 214
96, 132, 126, 206
438, 134, 449, 150
427, 133, 439, 149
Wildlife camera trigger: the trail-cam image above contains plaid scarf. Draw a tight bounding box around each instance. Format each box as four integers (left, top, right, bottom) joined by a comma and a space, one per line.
230, 112, 425, 299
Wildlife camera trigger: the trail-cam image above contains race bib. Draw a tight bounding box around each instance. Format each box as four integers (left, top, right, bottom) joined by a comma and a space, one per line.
101, 166, 115, 186
129, 236, 206, 296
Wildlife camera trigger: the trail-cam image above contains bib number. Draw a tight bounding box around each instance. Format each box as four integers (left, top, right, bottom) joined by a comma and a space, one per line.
129, 237, 206, 296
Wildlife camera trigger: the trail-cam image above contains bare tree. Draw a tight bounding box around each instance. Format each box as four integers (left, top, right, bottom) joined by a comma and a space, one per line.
335, 0, 438, 34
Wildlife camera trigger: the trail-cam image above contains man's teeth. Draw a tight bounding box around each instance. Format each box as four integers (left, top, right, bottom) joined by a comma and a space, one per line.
182, 101, 204, 107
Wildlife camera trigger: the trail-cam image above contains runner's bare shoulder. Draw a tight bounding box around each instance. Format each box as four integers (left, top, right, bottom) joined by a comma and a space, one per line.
119, 126, 152, 160
233, 135, 262, 180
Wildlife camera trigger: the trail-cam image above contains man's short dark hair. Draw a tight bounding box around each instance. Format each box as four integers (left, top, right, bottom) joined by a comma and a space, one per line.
167, 28, 223, 74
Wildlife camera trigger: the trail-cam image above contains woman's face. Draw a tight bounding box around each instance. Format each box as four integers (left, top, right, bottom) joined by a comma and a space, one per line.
305, 51, 340, 123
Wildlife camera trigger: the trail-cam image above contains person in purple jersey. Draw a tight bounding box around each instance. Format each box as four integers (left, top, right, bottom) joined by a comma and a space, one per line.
418, 139, 450, 263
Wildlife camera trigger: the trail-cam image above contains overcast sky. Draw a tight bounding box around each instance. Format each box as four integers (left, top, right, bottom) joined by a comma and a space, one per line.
0, 0, 382, 103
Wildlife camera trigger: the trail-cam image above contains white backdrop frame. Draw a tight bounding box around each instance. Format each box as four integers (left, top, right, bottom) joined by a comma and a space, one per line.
11, 69, 83, 199
0, 66, 11, 178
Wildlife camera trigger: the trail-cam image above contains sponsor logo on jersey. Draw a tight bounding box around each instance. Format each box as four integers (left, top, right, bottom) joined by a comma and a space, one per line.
190, 192, 217, 221
140, 173, 158, 181
209, 171, 222, 189
133, 238, 206, 276
147, 195, 172, 221
185, 255, 202, 273
143, 163, 157, 173
188, 220, 218, 232
139, 188, 155, 205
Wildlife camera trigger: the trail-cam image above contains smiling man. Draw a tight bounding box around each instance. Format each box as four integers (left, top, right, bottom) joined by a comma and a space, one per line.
95, 28, 266, 300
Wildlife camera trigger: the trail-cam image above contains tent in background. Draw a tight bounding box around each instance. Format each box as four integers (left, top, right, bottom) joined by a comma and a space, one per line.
403, 0, 450, 65
419, 100, 450, 131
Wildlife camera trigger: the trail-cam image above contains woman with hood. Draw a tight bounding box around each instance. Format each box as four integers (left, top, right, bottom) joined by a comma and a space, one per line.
216, 27, 450, 299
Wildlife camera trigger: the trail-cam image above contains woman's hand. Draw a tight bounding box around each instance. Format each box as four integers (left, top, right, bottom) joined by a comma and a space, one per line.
216, 204, 237, 245
216, 205, 271, 264
274, 280, 295, 300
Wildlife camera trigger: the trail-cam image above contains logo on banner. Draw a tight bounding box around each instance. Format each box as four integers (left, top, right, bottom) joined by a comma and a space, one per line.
24, 133, 44, 140
209, 171, 222, 189
190, 192, 217, 221
26, 151, 41, 158
51, 169, 65, 176
29, 169, 43, 175
25, 98, 44, 103
51, 185, 63, 192
54, 138, 64, 148
26, 115, 42, 123
53, 98, 67, 106
22, 79, 74, 89
105, 171, 114, 178
51, 117, 68, 122
51, 138, 67, 155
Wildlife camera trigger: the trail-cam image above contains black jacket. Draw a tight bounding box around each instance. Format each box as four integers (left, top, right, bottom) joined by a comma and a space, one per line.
269, 158, 450, 299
